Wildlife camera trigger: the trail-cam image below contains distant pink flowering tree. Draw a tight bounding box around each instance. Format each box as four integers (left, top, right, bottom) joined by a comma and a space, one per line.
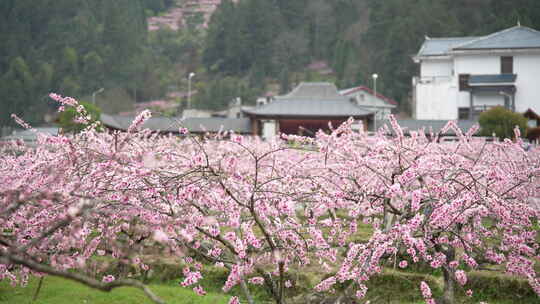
313, 118, 540, 303
0, 94, 539, 304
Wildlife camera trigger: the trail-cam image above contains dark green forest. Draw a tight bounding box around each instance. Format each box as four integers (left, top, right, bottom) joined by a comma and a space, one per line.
0, 0, 182, 126
2, 0, 540, 126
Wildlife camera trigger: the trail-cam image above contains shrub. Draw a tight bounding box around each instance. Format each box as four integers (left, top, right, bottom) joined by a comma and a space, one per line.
57, 101, 101, 133
478, 106, 527, 139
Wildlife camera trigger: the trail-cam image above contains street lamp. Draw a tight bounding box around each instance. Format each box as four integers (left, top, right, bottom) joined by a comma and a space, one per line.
372, 73, 378, 98
372, 74, 379, 131
92, 88, 104, 105
188, 72, 195, 109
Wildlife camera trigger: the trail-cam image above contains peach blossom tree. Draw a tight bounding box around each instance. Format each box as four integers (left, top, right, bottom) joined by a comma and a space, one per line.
0, 94, 539, 304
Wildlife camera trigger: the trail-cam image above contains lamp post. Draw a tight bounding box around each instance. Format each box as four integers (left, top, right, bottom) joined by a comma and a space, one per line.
372, 73, 378, 98
372, 74, 379, 131
92, 88, 104, 105
188, 72, 195, 109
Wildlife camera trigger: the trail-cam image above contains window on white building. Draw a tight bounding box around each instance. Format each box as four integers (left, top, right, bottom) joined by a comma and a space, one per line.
459, 74, 470, 91
501, 56, 513, 74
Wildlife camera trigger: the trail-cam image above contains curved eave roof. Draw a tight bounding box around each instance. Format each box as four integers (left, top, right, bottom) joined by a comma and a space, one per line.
242, 98, 374, 118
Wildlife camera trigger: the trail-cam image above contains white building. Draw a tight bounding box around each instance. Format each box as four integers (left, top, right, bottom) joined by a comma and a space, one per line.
412, 25, 540, 120
339, 86, 397, 121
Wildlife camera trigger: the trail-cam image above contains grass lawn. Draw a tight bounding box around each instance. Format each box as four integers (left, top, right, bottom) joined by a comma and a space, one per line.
0, 270, 537, 304
0, 276, 230, 304
1, 221, 537, 304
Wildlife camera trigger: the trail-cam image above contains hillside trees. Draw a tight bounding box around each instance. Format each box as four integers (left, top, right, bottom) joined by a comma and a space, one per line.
306, 0, 336, 60
193, 77, 259, 110
3, 0, 540, 123
203, 0, 282, 77
0, 0, 175, 126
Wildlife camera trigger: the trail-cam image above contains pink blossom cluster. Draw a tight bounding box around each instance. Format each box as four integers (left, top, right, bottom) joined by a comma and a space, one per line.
228, 296, 240, 304
48, 93, 95, 126
128, 110, 152, 132
420, 281, 435, 304
248, 276, 264, 285
180, 268, 202, 287
455, 270, 467, 286
192, 285, 206, 296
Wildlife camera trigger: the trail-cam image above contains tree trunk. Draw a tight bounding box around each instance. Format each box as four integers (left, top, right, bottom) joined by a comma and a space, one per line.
441, 267, 456, 304
239, 279, 255, 304
32, 276, 44, 302
437, 246, 456, 304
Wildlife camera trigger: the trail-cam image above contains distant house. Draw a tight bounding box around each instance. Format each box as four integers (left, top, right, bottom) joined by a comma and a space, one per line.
242, 82, 374, 139
412, 25, 540, 120
339, 85, 397, 121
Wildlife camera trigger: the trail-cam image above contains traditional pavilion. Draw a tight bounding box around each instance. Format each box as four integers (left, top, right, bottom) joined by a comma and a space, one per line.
242, 82, 374, 137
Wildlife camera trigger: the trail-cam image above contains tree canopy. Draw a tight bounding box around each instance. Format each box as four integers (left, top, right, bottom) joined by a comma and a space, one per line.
2, 103, 540, 304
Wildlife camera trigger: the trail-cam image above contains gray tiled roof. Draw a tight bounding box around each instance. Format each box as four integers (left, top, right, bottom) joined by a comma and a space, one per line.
380, 119, 478, 136
417, 26, 540, 57
283, 82, 343, 99
454, 26, 540, 50
1, 127, 59, 143
243, 82, 374, 118
101, 114, 251, 134
417, 37, 477, 56
469, 74, 517, 84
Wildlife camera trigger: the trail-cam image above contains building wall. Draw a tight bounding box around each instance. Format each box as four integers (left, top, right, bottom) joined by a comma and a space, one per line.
415, 78, 457, 120
360, 107, 392, 120
420, 59, 453, 77
515, 54, 540, 113
453, 55, 500, 75
262, 120, 277, 140
416, 58, 459, 119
